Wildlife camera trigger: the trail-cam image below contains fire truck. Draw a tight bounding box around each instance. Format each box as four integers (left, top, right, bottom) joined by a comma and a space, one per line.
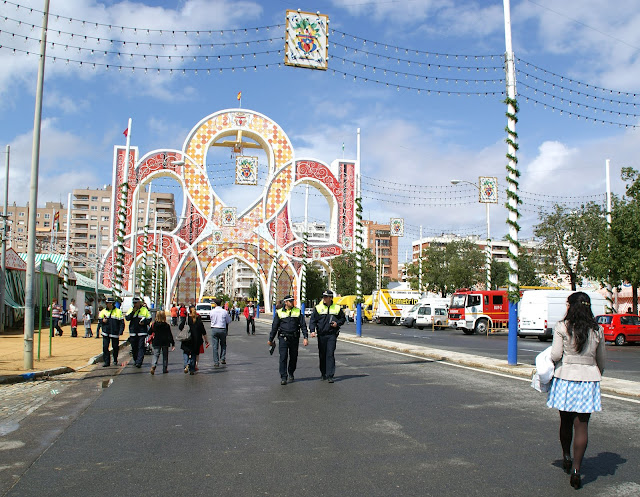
448, 289, 509, 335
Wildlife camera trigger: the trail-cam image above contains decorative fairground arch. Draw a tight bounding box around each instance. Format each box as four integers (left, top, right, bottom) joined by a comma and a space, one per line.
102, 109, 356, 311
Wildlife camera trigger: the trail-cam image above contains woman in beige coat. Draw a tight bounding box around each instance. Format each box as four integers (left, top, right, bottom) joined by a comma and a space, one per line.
547, 291, 606, 489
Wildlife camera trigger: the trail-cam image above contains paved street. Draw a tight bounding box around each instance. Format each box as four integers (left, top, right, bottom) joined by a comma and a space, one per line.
1, 318, 638, 497
354, 322, 640, 382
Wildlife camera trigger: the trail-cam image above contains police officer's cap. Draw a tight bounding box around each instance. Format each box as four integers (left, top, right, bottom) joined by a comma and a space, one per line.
105, 297, 115, 304
283, 295, 294, 302
132, 296, 142, 304
322, 290, 334, 297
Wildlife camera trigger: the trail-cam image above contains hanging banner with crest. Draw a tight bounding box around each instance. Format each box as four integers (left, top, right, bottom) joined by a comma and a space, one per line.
479, 177, 499, 203
390, 218, 404, 237
235, 156, 258, 185
285, 9, 329, 70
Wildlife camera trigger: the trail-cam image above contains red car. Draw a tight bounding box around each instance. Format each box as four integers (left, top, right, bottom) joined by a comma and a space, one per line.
596, 314, 640, 345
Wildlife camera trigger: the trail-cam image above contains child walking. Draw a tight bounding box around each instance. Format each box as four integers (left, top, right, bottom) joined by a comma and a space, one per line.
83, 310, 93, 338
150, 310, 175, 375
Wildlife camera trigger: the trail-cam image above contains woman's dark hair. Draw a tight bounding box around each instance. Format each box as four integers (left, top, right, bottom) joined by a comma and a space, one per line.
563, 291, 599, 353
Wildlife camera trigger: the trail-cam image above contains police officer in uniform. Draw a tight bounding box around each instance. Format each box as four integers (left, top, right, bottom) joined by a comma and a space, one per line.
309, 290, 346, 383
268, 295, 309, 385
97, 297, 124, 367
126, 297, 151, 368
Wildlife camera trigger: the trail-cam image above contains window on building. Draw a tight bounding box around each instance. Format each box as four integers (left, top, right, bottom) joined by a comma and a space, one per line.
43, 221, 50, 227
37, 213, 40, 218
89, 244, 96, 250
90, 225, 97, 230
17, 228, 24, 233
101, 216, 109, 221
102, 197, 110, 202
89, 234, 96, 240
19, 212, 24, 217
101, 206, 109, 211
91, 196, 98, 201
18, 221, 25, 225
90, 216, 97, 221
90, 206, 97, 211
44, 213, 50, 219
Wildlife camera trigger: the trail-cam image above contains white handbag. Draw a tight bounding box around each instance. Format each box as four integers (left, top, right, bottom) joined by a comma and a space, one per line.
531, 346, 554, 392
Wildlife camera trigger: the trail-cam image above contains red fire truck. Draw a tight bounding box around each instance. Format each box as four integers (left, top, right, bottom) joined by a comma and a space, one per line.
448, 289, 509, 335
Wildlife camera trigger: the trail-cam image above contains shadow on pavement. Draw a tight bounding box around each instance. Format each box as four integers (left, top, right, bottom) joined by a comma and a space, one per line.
582, 451, 627, 485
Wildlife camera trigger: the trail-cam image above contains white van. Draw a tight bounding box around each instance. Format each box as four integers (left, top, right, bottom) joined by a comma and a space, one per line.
120, 296, 152, 315
401, 298, 449, 329
518, 290, 607, 341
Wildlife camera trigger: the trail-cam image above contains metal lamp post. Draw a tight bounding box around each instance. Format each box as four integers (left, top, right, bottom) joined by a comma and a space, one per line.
450, 178, 495, 290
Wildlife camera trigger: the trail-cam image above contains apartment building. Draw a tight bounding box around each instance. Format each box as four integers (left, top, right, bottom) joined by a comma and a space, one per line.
5, 201, 68, 254
411, 234, 540, 263
220, 259, 255, 298
291, 221, 331, 241
362, 220, 399, 282
70, 185, 176, 271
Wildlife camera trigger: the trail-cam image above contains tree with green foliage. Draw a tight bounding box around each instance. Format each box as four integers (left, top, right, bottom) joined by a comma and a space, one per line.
587, 167, 640, 312
304, 264, 328, 305
331, 248, 377, 296
534, 202, 605, 291
490, 251, 542, 290
407, 240, 485, 297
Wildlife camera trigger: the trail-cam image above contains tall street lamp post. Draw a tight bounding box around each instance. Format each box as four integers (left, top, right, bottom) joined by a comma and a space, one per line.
450, 178, 495, 290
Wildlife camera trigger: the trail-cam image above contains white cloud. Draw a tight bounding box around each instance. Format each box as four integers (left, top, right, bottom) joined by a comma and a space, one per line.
7, 118, 102, 207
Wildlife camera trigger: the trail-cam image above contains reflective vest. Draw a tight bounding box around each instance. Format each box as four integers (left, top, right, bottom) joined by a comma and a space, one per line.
315, 303, 341, 315
277, 307, 301, 319
126, 306, 152, 336
98, 307, 125, 338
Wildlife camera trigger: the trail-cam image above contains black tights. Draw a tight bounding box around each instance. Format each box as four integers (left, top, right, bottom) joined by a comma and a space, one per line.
559, 411, 590, 472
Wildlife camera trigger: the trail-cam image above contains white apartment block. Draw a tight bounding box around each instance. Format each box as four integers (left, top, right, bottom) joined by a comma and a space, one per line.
412, 234, 540, 263
291, 221, 330, 241
220, 260, 255, 298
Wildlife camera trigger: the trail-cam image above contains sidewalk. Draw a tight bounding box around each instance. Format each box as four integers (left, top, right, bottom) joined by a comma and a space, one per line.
0, 322, 127, 383
338, 332, 640, 399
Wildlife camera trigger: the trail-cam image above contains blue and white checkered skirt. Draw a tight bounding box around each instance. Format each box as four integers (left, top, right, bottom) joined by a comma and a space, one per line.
547, 377, 602, 413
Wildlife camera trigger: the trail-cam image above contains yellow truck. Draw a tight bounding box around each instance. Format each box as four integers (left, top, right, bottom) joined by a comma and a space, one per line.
372, 289, 421, 325
335, 295, 373, 322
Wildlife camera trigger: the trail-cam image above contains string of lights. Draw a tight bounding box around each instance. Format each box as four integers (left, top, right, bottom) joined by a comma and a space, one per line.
331, 28, 502, 61
0, 28, 283, 61
517, 67, 639, 107
2, 1, 284, 36
516, 57, 640, 99
331, 41, 503, 72
518, 81, 640, 119
332, 55, 504, 84
517, 89, 639, 128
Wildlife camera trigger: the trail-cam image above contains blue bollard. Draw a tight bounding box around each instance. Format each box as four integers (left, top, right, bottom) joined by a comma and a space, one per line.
508, 301, 518, 365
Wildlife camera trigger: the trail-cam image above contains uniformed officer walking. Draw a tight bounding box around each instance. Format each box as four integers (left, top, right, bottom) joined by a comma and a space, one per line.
268, 295, 309, 385
308, 290, 346, 383
97, 297, 124, 367
126, 297, 151, 368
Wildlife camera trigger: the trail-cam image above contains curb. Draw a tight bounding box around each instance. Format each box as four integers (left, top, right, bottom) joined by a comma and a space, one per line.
338, 334, 640, 399
0, 340, 130, 385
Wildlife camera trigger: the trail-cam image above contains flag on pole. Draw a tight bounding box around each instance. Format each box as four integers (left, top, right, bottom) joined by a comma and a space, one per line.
123, 127, 129, 137
237, 91, 242, 101
53, 211, 60, 231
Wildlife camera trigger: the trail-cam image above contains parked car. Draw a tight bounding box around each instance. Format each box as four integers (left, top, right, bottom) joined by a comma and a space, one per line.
196, 303, 212, 321
596, 313, 640, 345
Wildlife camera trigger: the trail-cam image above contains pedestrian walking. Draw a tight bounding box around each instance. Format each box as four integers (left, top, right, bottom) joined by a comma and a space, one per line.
170, 303, 179, 326
179, 303, 188, 328
48, 299, 64, 336
547, 291, 606, 489
126, 297, 152, 368
210, 298, 231, 367
70, 313, 78, 337
149, 310, 175, 375
308, 290, 346, 383
244, 302, 256, 335
268, 295, 308, 385
97, 297, 124, 367
179, 306, 208, 375
83, 309, 93, 338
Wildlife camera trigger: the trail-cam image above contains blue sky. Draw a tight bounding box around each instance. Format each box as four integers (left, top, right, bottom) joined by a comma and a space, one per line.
1, 0, 639, 263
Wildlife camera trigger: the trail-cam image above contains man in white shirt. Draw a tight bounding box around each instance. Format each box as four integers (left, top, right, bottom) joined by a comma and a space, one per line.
210, 299, 231, 367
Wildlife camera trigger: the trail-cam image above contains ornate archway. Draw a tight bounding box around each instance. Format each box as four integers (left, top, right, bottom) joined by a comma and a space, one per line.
103, 109, 356, 310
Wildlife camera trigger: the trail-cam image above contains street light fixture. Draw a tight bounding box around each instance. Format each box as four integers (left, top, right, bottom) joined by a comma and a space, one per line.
450, 178, 492, 290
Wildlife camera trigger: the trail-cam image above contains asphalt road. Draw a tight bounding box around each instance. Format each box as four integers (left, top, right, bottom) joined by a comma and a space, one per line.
350, 322, 640, 382
2, 319, 639, 497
